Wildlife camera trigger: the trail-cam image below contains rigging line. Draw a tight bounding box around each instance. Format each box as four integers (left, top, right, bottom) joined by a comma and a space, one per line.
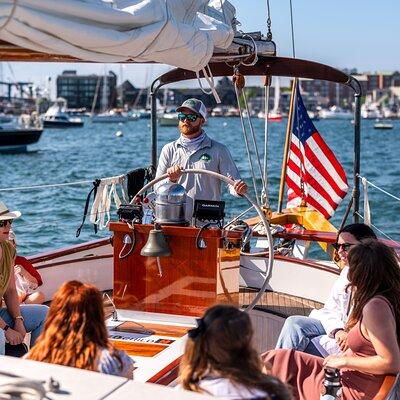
357, 174, 400, 202
241, 89, 266, 189
234, 84, 260, 205
354, 212, 396, 242
265, 0, 273, 40
0, 180, 93, 192
289, 0, 296, 58
223, 205, 255, 229
19, 208, 117, 229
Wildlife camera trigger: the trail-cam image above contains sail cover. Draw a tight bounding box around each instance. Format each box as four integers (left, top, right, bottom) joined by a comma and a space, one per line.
0, 0, 236, 71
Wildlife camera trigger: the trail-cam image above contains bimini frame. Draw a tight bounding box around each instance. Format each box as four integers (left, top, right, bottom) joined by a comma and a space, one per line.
149, 56, 363, 225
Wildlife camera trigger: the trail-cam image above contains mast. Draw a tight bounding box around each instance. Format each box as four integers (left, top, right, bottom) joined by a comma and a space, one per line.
101, 65, 108, 113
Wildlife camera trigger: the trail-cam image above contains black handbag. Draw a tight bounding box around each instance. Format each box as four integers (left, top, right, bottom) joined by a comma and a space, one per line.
5, 343, 28, 357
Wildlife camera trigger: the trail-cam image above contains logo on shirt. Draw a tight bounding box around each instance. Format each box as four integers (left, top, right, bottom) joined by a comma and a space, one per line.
200, 153, 211, 162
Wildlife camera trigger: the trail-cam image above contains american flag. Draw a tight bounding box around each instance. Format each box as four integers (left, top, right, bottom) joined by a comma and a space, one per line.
286, 84, 349, 219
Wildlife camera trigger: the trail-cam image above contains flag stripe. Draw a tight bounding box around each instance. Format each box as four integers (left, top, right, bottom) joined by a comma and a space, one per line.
289, 136, 347, 203
287, 159, 339, 211
312, 133, 348, 182
305, 135, 348, 192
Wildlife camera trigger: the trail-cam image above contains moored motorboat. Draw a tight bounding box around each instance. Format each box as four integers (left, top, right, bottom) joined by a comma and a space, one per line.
43, 98, 84, 128
0, 117, 43, 153
158, 112, 179, 126
319, 105, 353, 119
374, 121, 394, 130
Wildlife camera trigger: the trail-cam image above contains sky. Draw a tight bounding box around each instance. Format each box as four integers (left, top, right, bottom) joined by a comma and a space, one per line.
2, 0, 400, 96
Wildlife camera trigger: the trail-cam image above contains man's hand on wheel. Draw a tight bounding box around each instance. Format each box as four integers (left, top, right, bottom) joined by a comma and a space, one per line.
167, 165, 183, 182
233, 179, 248, 196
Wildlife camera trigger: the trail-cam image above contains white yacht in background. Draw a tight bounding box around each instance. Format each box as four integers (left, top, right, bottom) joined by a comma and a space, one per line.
138, 109, 151, 119
158, 111, 179, 126
361, 102, 382, 119
225, 107, 240, 117
43, 98, 84, 128
211, 106, 224, 117
319, 105, 353, 119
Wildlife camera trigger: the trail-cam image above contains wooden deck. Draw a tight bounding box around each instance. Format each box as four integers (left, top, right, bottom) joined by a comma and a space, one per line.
104, 288, 323, 319
239, 288, 323, 317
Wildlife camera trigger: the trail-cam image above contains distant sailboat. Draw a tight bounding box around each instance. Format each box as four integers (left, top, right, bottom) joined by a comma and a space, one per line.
92, 67, 129, 123
258, 77, 283, 122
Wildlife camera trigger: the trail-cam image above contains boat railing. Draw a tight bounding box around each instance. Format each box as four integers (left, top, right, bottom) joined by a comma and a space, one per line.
373, 373, 400, 400
357, 174, 400, 246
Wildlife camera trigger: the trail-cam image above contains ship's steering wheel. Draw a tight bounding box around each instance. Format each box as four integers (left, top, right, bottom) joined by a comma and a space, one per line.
134, 169, 274, 312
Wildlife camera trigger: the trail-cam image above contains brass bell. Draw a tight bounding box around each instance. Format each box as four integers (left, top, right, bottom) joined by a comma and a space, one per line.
140, 223, 171, 257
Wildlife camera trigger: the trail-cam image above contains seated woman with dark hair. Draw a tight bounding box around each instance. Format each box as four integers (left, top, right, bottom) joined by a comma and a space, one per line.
26, 280, 134, 378
263, 239, 400, 400
179, 304, 292, 399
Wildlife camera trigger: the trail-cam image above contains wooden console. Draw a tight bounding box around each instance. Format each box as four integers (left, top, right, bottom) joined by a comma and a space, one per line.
109, 222, 241, 317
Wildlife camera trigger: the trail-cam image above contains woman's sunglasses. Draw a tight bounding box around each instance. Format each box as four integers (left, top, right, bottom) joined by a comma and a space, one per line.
0, 219, 13, 228
332, 242, 355, 252
177, 112, 199, 122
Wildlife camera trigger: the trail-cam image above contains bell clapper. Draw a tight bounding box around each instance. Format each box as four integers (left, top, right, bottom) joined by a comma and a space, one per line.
156, 257, 163, 277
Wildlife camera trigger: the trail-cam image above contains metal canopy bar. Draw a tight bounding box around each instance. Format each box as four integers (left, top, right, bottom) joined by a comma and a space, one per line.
150, 55, 362, 221
156, 56, 358, 93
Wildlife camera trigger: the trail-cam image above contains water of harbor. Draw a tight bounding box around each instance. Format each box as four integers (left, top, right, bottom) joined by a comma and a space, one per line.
1, 117, 399, 256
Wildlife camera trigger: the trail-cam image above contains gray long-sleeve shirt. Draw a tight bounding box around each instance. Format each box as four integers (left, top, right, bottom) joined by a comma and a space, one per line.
155, 134, 241, 219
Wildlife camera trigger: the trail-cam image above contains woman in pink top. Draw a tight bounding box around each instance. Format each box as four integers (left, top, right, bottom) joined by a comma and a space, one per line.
263, 239, 400, 400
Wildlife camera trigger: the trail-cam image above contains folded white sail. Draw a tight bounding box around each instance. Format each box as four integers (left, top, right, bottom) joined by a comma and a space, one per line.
0, 0, 235, 71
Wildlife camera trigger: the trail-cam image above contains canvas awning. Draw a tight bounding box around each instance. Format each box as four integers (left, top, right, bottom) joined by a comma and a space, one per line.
0, 0, 236, 71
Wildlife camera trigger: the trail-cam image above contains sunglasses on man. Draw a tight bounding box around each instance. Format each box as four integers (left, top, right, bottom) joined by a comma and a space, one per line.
0, 219, 13, 228
177, 112, 199, 122
332, 242, 355, 252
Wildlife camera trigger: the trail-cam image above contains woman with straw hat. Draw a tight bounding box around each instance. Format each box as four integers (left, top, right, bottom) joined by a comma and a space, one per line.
0, 201, 48, 355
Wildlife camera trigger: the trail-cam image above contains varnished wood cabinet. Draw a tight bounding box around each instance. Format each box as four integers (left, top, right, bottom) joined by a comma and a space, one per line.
110, 222, 240, 317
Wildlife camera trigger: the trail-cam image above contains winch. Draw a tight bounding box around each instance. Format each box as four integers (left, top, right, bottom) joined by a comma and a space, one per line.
154, 182, 187, 225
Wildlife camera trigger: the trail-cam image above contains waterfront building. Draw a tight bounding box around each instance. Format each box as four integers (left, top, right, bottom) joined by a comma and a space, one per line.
56, 70, 117, 111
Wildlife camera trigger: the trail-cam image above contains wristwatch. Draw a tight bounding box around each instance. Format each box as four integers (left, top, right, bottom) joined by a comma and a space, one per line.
3, 324, 9, 331
14, 315, 24, 321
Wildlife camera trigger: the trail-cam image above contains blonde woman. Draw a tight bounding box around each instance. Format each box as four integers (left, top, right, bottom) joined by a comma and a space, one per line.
0, 201, 48, 355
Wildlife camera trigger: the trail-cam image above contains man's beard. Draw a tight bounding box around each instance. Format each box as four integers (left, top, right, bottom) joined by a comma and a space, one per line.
179, 123, 201, 137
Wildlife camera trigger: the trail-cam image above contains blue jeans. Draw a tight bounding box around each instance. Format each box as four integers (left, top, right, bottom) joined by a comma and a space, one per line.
275, 315, 326, 356
0, 304, 48, 355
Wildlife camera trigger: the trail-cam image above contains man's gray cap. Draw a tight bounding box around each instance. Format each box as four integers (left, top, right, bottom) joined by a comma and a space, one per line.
176, 98, 207, 120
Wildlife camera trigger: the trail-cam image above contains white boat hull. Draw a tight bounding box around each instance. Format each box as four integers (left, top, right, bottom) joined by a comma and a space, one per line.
30, 239, 113, 302
92, 115, 129, 123
240, 254, 339, 304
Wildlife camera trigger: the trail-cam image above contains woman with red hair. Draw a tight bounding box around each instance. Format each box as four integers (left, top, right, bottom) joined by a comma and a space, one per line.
27, 280, 133, 378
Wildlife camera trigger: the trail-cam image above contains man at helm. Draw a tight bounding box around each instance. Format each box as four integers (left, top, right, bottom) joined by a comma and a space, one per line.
155, 98, 247, 219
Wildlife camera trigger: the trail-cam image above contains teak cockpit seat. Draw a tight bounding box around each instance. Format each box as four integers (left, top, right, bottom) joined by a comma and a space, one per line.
373, 374, 400, 400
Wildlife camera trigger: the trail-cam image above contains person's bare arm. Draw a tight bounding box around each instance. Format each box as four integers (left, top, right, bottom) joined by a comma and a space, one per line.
324, 298, 400, 374
3, 272, 27, 339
